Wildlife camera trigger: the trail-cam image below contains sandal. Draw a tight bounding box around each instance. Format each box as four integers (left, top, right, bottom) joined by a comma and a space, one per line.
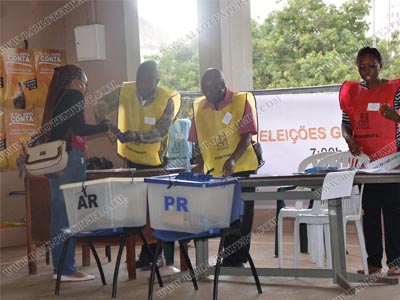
387, 266, 400, 276
356, 265, 381, 274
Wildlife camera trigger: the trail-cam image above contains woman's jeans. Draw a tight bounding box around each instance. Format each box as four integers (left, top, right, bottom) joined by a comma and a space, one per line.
48, 149, 86, 275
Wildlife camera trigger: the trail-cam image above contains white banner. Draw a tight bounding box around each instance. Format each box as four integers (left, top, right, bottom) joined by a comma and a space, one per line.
255, 92, 348, 175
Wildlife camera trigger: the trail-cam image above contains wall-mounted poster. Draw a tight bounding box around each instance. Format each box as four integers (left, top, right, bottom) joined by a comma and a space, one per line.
34, 49, 66, 107
4, 108, 41, 170
0, 54, 4, 108
0, 109, 8, 171
3, 48, 38, 109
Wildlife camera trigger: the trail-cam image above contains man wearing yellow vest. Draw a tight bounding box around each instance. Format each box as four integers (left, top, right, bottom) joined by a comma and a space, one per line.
94, 60, 181, 270
189, 68, 259, 267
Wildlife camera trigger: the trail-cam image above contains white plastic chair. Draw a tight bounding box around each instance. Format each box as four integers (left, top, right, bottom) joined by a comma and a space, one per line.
293, 152, 370, 273
293, 198, 331, 268
277, 152, 335, 267
315, 151, 370, 170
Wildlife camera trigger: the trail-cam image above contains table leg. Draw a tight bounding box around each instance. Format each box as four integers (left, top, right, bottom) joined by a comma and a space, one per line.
27, 244, 38, 275
195, 239, 209, 278
25, 176, 37, 275
82, 244, 91, 266
179, 241, 189, 271
328, 198, 348, 289
126, 235, 136, 280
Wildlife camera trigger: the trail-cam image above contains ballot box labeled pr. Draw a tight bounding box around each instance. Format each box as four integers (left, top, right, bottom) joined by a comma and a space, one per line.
145, 173, 237, 233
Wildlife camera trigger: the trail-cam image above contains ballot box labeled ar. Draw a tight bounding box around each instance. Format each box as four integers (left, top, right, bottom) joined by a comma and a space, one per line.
145, 173, 237, 233
60, 177, 147, 232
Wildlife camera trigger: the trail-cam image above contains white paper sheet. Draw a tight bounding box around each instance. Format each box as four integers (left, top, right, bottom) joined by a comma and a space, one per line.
357, 168, 400, 174
321, 170, 356, 200
364, 152, 400, 172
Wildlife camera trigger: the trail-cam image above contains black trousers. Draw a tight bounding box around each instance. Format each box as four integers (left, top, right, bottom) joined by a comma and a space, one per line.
362, 183, 400, 268
223, 170, 255, 264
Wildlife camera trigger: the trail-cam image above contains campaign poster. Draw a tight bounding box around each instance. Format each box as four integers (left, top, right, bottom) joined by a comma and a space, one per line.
4, 108, 41, 170
3, 48, 38, 109
0, 54, 4, 108
34, 49, 66, 107
0, 109, 8, 171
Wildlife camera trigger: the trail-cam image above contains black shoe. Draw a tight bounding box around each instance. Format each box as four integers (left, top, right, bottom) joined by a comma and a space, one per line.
220, 260, 246, 268
136, 255, 164, 271
136, 258, 151, 269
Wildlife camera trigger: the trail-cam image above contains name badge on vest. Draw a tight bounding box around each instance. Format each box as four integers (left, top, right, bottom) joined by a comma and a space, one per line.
367, 103, 380, 111
222, 112, 232, 125
175, 133, 184, 140
144, 116, 156, 125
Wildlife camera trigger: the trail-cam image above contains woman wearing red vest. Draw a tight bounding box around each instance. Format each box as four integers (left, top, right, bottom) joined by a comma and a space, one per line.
339, 47, 400, 276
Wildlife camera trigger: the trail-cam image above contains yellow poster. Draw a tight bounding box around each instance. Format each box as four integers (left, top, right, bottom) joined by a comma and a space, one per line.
34, 49, 66, 107
4, 108, 41, 170
0, 54, 4, 108
3, 48, 38, 109
0, 109, 8, 171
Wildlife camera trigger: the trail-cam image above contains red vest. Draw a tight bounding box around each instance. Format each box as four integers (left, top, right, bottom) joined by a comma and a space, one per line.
339, 79, 400, 160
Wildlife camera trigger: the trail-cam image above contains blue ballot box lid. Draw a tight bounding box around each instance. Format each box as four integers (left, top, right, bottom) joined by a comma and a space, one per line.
144, 172, 237, 188
145, 173, 242, 233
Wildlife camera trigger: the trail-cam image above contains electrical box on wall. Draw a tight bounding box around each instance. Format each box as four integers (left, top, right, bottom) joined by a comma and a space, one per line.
74, 24, 106, 61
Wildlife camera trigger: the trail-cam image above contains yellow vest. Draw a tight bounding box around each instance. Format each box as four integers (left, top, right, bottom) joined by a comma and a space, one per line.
117, 82, 181, 166
193, 92, 258, 176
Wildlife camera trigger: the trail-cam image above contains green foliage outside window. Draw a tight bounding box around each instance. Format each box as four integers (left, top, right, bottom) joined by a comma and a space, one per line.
145, 0, 400, 92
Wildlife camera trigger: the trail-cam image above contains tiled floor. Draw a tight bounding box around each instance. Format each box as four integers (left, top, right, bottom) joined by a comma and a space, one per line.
1, 231, 399, 300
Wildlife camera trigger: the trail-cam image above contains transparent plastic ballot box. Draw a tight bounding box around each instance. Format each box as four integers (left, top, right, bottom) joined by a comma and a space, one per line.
145, 174, 237, 234
60, 177, 147, 232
